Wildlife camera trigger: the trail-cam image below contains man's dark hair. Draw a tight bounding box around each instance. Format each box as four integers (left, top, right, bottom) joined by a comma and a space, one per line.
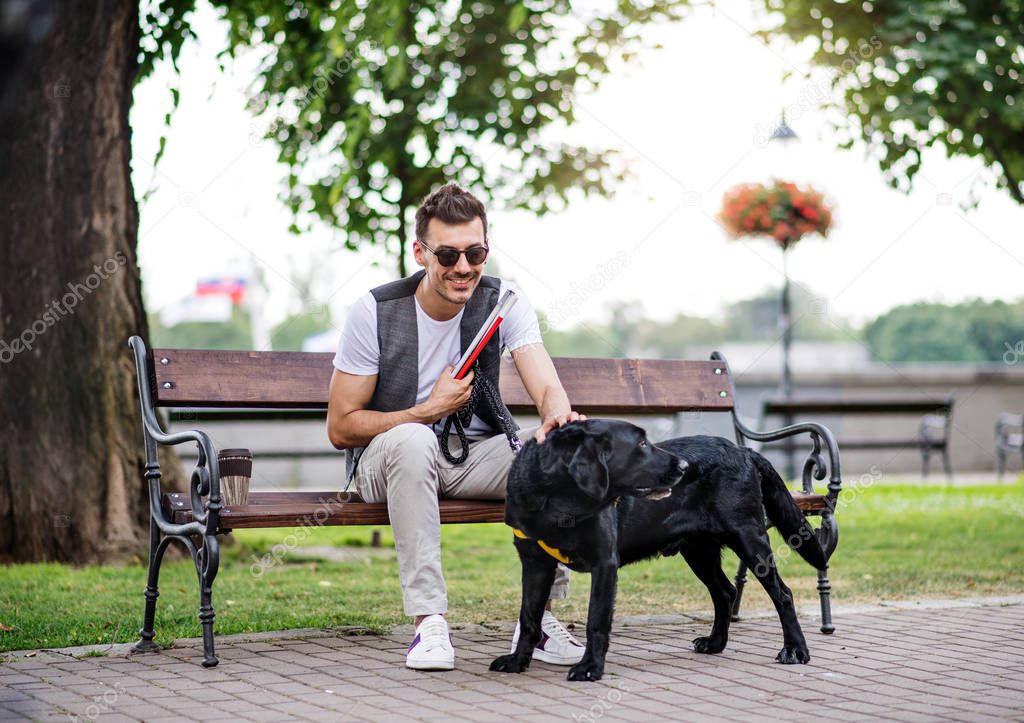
414, 183, 488, 242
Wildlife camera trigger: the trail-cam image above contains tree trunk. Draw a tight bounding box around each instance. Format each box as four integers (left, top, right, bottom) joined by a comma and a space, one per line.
395, 155, 414, 279
397, 188, 411, 279
395, 229, 407, 276
0, 0, 181, 563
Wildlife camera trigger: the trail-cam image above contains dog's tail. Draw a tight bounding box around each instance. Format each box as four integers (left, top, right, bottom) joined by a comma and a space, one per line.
749, 448, 828, 570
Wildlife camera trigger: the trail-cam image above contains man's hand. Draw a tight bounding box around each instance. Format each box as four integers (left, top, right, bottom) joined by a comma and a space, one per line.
418, 366, 474, 422
535, 411, 587, 444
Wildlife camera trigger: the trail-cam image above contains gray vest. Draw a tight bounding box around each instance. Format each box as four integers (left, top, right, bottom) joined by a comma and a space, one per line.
345, 270, 519, 479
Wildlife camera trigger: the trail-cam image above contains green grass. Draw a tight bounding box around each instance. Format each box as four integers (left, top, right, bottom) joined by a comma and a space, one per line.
1, 480, 1022, 653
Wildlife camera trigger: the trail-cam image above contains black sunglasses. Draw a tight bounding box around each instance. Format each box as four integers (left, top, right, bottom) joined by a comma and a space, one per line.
418, 239, 489, 267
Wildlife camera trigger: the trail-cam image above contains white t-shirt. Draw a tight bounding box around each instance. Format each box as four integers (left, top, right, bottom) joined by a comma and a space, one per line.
333, 280, 541, 437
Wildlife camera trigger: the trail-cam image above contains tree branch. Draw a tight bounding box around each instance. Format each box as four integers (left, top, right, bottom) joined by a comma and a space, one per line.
990, 145, 1024, 206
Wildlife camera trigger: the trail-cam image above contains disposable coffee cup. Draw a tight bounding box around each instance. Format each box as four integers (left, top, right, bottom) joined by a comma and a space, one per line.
217, 448, 252, 506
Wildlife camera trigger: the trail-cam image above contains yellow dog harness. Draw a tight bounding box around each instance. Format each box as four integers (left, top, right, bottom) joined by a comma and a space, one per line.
508, 498, 622, 565
511, 528, 572, 565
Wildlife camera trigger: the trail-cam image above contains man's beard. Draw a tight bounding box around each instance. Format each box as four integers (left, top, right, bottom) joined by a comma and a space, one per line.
437, 271, 478, 304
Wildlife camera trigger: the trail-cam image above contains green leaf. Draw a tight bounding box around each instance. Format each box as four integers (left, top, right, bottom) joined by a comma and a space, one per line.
508, 3, 528, 33
327, 182, 342, 209
384, 59, 406, 90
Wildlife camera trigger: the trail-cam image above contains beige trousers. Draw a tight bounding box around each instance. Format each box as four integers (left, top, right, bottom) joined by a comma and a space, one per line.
353, 423, 570, 616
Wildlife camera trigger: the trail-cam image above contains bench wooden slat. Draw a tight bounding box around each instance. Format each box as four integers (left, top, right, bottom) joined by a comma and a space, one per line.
537, 358, 735, 413
151, 350, 333, 408
168, 409, 328, 422
164, 493, 506, 528
763, 438, 945, 450
791, 492, 829, 512
164, 491, 356, 507
763, 396, 953, 415
836, 438, 945, 449
161, 490, 825, 529
150, 350, 735, 414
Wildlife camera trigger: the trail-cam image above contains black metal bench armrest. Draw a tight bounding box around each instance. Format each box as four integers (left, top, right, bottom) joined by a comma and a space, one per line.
129, 336, 222, 536
710, 352, 842, 509
737, 416, 842, 506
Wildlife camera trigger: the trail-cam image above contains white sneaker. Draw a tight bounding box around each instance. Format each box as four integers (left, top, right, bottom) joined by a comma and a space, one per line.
406, 614, 455, 670
510, 610, 585, 665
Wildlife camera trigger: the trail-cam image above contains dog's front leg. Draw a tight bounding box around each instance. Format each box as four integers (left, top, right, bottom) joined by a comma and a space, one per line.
567, 561, 618, 682
490, 540, 556, 674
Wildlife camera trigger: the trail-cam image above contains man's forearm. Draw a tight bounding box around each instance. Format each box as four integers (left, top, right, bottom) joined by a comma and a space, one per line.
329, 405, 438, 449
538, 385, 572, 423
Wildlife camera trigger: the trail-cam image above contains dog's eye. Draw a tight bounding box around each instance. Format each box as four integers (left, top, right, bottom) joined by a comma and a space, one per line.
638, 440, 648, 448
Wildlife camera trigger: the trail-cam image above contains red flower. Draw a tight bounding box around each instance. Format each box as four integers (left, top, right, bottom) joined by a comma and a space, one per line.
718, 179, 832, 248
773, 222, 793, 242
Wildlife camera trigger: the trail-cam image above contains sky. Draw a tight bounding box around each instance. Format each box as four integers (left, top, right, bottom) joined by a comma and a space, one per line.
130, 2, 1022, 345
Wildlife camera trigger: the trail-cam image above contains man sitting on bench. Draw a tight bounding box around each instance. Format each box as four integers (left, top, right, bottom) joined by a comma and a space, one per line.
327, 183, 586, 671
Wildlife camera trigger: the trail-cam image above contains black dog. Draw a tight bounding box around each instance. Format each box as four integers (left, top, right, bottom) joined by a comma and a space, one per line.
490, 419, 827, 682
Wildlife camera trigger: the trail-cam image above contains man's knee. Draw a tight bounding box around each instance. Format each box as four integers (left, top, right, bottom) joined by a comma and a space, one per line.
382, 423, 438, 450
381, 423, 439, 467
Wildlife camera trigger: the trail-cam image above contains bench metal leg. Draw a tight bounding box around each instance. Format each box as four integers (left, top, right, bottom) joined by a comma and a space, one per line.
817, 567, 834, 634
133, 518, 164, 654
196, 534, 221, 668
136, 530, 220, 667
997, 448, 1006, 481
921, 448, 930, 480
942, 446, 952, 481
816, 512, 839, 634
730, 561, 747, 621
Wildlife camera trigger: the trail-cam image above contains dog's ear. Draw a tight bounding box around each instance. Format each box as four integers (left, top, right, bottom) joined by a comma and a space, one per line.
537, 424, 586, 478
567, 434, 611, 501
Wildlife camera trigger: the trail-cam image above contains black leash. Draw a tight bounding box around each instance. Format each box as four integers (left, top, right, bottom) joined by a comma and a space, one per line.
440, 360, 522, 464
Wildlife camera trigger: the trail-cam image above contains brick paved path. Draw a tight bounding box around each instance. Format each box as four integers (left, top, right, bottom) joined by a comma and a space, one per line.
2, 598, 1022, 721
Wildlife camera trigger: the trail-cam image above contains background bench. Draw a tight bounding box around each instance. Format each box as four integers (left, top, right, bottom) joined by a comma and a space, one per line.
128, 336, 843, 667
996, 412, 1024, 480
761, 395, 953, 479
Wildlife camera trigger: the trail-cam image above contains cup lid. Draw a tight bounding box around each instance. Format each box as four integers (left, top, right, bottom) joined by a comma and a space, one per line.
218, 448, 252, 459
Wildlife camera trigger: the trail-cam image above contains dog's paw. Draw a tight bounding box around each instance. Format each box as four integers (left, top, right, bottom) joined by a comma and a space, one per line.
775, 644, 810, 664
567, 661, 604, 682
692, 636, 726, 654
490, 654, 530, 674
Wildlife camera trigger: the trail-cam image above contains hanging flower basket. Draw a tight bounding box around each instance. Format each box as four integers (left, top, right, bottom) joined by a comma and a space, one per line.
719, 180, 833, 249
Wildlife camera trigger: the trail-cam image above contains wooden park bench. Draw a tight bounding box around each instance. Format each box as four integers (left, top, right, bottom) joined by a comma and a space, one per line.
761, 395, 954, 479
128, 336, 843, 667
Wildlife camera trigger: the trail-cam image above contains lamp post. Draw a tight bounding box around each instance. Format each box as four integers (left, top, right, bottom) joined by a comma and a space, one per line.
769, 113, 798, 477
769, 113, 798, 398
